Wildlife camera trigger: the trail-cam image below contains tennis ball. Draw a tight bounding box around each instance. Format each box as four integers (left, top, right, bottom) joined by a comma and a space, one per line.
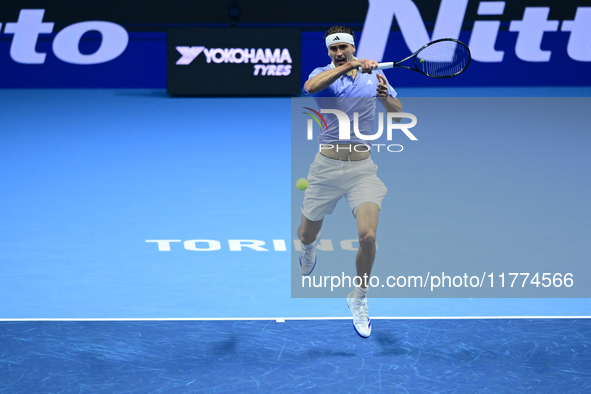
420, 59, 425, 63
296, 178, 308, 190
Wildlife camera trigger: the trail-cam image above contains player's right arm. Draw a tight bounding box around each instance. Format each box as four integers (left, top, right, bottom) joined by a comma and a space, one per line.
304, 59, 378, 95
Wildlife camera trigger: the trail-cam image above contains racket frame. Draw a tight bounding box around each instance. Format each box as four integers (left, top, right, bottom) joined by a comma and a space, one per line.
370, 38, 472, 79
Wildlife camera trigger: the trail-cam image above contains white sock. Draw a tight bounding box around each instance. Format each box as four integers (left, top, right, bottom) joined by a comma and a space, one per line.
301, 241, 314, 249
301, 231, 320, 248
353, 286, 368, 299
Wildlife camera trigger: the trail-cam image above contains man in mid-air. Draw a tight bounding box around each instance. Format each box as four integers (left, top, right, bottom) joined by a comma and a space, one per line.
298, 26, 402, 338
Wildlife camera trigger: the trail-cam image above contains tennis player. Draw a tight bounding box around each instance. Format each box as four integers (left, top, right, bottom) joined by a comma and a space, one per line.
298, 26, 402, 338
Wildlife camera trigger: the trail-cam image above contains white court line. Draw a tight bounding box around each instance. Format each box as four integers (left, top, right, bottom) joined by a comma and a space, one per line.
0, 316, 590, 322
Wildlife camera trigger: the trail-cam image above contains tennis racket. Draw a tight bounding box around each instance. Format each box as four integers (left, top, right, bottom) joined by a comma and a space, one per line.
362, 38, 471, 78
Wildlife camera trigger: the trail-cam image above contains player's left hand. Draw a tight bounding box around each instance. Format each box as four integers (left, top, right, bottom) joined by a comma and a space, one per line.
376, 74, 389, 98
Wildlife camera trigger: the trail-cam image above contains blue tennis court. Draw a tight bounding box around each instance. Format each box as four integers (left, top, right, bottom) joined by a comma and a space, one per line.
1, 88, 590, 392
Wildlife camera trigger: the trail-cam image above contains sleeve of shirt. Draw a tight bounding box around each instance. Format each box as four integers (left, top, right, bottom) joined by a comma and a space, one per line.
303, 67, 334, 97
378, 70, 397, 98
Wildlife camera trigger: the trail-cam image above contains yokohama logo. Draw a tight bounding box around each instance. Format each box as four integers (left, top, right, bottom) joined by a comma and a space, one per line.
176, 47, 293, 65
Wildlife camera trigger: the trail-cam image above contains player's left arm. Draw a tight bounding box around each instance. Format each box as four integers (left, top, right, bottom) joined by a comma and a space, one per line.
376, 73, 402, 122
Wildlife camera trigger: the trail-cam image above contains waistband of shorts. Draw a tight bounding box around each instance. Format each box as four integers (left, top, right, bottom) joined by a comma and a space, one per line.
315, 152, 372, 166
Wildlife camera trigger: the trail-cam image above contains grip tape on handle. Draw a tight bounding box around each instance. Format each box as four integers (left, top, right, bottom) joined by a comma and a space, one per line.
357, 62, 394, 71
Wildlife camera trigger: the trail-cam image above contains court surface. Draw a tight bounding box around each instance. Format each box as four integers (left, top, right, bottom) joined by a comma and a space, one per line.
1, 87, 590, 392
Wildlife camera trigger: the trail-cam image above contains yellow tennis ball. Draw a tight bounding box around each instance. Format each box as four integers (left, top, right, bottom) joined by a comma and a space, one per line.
296, 178, 308, 190
420, 59, 425, 63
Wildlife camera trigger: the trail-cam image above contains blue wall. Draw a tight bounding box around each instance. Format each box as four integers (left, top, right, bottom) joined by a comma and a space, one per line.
1, 29, 589, 89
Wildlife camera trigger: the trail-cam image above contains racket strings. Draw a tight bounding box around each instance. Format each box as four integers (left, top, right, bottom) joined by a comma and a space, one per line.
416, 41, 470, 78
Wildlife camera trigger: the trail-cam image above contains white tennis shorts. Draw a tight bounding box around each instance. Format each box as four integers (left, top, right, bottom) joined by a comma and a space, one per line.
301, 152, 388, 222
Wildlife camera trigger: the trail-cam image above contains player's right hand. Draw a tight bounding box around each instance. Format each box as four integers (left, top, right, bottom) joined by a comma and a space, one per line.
354, 59, 379, 74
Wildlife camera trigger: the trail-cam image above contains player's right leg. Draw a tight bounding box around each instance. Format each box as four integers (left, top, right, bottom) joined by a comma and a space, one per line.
298, 152, 344, 276
297, 215, 323, 276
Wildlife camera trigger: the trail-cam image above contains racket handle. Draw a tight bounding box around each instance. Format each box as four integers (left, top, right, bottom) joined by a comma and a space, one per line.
357, 62, 394, 71
376, 62, 394, 70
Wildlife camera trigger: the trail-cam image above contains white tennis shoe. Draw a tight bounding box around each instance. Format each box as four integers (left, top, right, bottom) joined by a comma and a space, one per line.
299, 231, 321, 276
347, 291, 371, 338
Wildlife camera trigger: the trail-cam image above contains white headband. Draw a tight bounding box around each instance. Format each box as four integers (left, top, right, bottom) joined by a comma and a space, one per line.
325, 33, 355, 48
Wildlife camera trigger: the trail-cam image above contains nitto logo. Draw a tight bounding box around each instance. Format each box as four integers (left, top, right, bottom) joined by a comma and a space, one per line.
358, 1, 591, 62
176, 46, 293, 76
1, 9, 129, 64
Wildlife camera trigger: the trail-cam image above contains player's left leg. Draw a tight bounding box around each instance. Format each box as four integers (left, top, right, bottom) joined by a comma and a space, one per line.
342, 156, 386, 338
347, 201, 379, 338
